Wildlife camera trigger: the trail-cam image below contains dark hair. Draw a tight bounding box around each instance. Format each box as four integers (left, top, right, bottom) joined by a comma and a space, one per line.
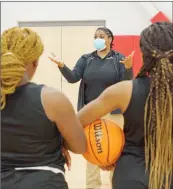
137, 22, 173, 189
96, 27, 114, 48
138, 22, 173, 76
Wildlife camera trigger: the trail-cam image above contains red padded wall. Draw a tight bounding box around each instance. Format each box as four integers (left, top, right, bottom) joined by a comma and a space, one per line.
150, 11, 171, 23
112, 36, 142, 77
112, 36, 134, 57
112, 11, 171, 78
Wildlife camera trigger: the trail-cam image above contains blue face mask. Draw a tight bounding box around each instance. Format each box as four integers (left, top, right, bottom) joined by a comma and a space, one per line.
94, 38, 106, 51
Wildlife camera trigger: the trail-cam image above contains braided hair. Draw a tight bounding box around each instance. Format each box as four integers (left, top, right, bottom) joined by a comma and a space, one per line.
96, 27, 114, 48
1, 27, 44, 110
137, 22, 173, 189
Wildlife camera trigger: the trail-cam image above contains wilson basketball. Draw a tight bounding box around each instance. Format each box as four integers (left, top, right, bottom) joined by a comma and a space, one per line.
83, 119, 125, 166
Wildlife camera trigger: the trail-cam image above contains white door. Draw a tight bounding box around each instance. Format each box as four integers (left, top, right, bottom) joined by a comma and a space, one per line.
29, 27, 62, 90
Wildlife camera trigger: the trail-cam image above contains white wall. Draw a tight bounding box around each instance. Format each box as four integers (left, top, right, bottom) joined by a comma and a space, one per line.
1, 2, 172, 35
1, 2, 150, 34
151, 1, 172, 20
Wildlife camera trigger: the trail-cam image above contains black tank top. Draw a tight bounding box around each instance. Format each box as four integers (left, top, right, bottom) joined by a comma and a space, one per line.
1, 83, 65, 172
123, 76, 150, 156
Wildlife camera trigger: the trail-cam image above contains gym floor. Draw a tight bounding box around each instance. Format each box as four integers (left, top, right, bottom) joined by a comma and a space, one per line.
66, 152, 111, 189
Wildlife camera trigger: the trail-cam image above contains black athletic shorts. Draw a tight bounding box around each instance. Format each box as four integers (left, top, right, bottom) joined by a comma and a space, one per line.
1, 170, 68, 189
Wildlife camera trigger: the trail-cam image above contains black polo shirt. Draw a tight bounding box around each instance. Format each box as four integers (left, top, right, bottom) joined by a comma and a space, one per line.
83, 50, 121, 104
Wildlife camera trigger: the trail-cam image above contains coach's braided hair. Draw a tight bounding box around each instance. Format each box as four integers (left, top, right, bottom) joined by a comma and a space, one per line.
137, 22, 173, 189
1, 27, 44, 110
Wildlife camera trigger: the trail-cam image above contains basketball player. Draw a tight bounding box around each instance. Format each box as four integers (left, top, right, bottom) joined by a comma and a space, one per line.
1, 27, 86, 189
78, 22, 173, 189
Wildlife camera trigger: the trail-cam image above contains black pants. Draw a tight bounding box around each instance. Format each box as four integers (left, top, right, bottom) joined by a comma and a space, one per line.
112, 154, 173, 189
1, 170, 68, 189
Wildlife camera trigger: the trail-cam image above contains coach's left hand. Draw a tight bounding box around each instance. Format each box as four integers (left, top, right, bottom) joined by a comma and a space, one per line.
120, 50, 134, 69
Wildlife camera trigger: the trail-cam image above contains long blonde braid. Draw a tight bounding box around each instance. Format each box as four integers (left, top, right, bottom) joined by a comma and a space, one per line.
137, 22, 173, 189
1, 27, 44, 110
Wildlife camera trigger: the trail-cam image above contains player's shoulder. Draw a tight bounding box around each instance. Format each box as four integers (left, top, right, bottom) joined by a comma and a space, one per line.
41, 86, 65, 100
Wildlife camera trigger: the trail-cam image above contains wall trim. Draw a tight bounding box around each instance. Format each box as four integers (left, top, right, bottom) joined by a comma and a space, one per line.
18, 20, 106, 27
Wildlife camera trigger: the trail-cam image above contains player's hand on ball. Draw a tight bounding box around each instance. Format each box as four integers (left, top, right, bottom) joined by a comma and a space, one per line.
99, 164, 115, 171
61, 146, 71, 171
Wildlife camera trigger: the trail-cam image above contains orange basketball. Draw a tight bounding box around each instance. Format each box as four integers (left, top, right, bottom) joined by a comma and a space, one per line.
83, 119, 125, 166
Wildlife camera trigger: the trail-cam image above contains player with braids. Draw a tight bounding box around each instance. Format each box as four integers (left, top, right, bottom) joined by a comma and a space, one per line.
138, 22, 173, 189
1, 27, 86, 189
78, 22, 173, 189
1, 27, 44, 110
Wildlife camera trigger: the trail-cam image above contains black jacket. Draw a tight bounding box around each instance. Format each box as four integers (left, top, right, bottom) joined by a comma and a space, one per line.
59, 50, 133, 113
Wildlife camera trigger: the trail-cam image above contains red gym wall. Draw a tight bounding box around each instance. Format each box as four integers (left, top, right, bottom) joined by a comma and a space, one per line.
112, 35, 141, 77
112, 11, 171, 77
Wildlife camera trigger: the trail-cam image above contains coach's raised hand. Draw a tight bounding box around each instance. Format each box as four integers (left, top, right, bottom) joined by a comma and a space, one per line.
49, 52, 64, 68
120, 50, 134, 69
